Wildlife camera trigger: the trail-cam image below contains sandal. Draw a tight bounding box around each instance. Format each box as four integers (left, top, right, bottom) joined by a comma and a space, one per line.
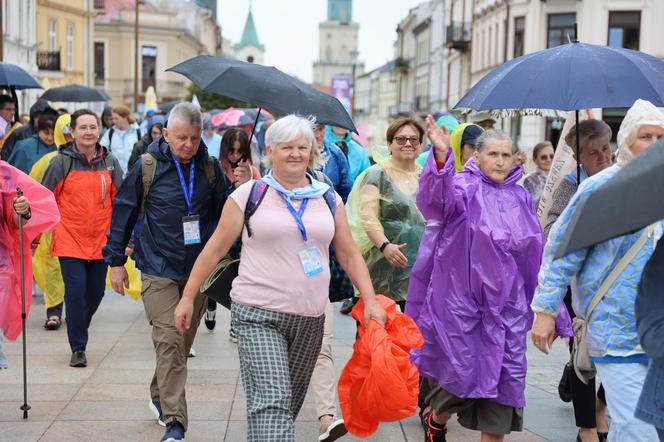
44, 316, 61, 330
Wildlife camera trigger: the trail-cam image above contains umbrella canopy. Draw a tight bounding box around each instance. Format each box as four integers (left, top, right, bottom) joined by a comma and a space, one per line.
455, 42, 664, 111
157, 100, 181, 114
167, 55, 357, 133
555, 137, 664, 258
41, 84, 109, 102
211, 107, 253, 128
0, 62, 41, 90
240, 107, 273, 122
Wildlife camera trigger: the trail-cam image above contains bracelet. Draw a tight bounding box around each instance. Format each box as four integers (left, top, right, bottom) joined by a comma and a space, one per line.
379, 241, 390, 253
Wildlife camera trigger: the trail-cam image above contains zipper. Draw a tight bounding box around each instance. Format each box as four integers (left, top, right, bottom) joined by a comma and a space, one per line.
100, 173, 107, 207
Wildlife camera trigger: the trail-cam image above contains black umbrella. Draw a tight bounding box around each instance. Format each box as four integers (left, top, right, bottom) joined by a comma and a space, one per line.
167, 55, 357, 134
157, 100, 181, 115
555, 137, 664, 258
0, 62, 42, 123
41, 84, 109, 102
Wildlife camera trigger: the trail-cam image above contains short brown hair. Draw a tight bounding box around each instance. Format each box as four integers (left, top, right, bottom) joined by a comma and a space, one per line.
70, 109, 100, 129
565, 120, 612, 154
112, 105, 133, 123
386, 117, 425, 144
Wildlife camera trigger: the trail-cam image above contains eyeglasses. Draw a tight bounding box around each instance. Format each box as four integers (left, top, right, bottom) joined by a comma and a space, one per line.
393, 136, 421, 146
538, 154, 554, 160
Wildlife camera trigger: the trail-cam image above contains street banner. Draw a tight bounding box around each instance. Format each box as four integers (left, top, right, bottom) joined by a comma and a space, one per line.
537, 109, 594, 227
330, 75, 352, 112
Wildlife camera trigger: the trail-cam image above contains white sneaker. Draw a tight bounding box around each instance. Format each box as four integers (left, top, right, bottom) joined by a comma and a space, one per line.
319, 415, 347, 442
187, 347, 196, 358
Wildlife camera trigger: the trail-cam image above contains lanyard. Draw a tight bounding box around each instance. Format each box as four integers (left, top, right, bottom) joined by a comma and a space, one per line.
278, 192, 309, 242
171, 152, 195, 215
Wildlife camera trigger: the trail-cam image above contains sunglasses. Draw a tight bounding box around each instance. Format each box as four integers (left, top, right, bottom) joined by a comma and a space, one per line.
393, 136, 421, 146
538, 154, 554, 160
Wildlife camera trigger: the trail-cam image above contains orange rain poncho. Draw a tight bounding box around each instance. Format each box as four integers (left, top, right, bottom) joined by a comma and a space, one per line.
338, 295, 424, 437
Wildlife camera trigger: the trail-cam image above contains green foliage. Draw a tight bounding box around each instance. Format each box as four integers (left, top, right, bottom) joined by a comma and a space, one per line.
185, 83, 251, 111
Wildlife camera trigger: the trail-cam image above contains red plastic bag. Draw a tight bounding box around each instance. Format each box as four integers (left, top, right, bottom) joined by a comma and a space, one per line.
337, 295, 424, 437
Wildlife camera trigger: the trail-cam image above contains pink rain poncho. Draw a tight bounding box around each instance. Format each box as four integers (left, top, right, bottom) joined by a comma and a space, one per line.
406, 151, 571, 408
0, 161, 59, 340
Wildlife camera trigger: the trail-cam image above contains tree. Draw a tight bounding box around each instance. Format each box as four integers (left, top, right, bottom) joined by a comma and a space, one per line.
185, 83, 252, 111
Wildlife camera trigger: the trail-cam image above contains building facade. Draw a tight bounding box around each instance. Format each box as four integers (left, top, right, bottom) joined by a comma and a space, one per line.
354, 60, 398, 146
471, 0, 664, 152
2, 0, 40, 111
94, 0, 220, 108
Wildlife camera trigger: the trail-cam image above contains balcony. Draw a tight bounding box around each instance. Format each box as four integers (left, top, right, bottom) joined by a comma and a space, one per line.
446, 22, 472, 51
37, 50, 61, 71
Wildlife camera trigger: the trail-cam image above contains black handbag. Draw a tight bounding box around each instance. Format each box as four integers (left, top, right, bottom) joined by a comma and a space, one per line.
200, 257, 240, 310
328, 245, 355, 302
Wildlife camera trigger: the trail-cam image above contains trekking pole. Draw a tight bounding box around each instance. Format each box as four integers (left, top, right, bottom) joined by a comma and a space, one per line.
16, 187, 30, 419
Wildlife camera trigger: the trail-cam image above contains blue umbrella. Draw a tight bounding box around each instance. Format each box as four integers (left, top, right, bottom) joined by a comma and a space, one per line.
0, 62, 41, 123
454, 41, 664, 181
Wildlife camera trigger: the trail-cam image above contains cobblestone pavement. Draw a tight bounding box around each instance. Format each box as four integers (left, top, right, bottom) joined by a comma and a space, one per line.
1, 292, 579, 441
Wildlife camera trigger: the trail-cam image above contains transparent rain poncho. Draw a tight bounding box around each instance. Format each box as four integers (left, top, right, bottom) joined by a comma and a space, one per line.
346, 147, 425, 301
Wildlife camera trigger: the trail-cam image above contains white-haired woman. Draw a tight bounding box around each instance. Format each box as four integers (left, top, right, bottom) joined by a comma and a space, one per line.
174, 115, 386, 442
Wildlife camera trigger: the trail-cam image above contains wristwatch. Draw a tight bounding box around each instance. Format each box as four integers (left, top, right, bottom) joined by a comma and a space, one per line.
379, 241, 390, 253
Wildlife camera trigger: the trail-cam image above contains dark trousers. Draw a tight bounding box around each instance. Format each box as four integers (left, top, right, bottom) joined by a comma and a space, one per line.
565, 289, 607, 428
207, 297, 216, 310
47, 303, 63, 318
59, 258, 107, 353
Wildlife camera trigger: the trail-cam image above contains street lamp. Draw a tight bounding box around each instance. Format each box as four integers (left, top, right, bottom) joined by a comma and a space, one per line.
349, 49, 359, 116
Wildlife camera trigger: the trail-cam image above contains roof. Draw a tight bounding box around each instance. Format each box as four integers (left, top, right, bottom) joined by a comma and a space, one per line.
234, 8, 264, 50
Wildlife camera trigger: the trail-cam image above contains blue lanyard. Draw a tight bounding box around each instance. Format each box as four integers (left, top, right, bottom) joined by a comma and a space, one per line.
278, 192, 309, 242
171, 152, 195, 216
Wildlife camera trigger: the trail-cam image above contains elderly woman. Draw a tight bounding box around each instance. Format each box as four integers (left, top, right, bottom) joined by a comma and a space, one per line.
174, 115, 386, 442
523, 141, 554, 205
532, 99, 664, 442
407, 120, 570, 442
346, 117, 426, 310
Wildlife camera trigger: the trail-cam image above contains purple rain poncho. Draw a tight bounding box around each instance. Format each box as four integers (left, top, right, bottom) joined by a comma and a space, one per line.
406, 151, 571, 408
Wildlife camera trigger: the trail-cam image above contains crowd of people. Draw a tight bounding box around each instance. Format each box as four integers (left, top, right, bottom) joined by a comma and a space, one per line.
0, 92, 663, 442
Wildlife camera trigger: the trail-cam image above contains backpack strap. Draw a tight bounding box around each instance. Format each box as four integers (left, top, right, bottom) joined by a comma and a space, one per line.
140, 153, 158, 214
108, 128, 114, 147
244, 180, 269, 237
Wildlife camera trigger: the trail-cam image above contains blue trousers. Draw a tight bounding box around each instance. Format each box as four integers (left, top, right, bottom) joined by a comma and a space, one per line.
59, 258, 106, 352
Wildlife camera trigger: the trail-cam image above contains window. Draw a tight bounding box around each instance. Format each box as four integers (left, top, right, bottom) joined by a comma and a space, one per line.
608, 11, 640, 50
48, 19, 57, 51
141, 46, 157, 92
66, 23, 74, 71
514, 17, 525, 58
547, 14, 575, 48
94, 42, 105, 85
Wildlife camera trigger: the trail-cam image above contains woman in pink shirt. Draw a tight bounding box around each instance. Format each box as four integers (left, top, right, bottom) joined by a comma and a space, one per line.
174, 115, 386, 442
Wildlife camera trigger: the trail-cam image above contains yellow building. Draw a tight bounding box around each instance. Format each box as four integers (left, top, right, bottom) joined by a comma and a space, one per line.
35, 0, 98, 88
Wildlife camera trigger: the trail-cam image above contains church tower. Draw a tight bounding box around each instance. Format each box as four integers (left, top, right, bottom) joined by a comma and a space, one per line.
313, 0, 363, 87
234, 2, 265, 64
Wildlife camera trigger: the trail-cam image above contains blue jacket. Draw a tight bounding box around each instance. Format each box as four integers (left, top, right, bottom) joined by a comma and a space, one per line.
532, 164, 663, 360
103, 137, 233, 280
324, 126, 370, 183
317, 140, 352, 202
635, 236, 664, 429
7, 134, 56, 174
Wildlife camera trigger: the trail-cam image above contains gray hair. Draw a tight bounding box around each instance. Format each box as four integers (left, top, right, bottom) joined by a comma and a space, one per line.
168, 102, 202, 128
475, 129, 516, 154
263, 114, 322, 169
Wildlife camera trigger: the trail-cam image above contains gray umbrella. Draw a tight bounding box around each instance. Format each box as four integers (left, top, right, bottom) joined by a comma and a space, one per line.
167, 55, 357, 133
555, 137, 664, 258
41, 84, 109, 102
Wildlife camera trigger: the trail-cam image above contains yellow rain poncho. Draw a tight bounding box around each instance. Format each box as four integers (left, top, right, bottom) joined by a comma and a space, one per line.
346, 147, 425, 302
449, 123, 483, 172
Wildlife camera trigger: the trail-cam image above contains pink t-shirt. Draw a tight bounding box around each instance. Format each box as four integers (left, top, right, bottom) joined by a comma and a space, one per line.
229, 180, 340, 317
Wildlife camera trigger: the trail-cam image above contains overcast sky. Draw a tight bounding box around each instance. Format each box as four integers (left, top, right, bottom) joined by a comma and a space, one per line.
217, 0, 424, 83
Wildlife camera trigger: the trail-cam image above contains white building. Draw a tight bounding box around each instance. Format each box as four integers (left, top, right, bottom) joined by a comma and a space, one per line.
354, 60, 398, 146
471, 0, 664, 152
2, 0, 40, 112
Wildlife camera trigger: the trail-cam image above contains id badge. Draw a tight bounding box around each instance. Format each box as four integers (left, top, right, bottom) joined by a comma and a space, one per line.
182, 215, 201, 245
298, 245, 324, 278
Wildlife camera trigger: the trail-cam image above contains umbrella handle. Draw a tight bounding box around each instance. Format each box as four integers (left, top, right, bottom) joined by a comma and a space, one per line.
247, 108, 262, 161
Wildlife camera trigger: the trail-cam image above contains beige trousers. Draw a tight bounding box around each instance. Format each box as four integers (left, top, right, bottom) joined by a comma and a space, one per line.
310, 301, 337, 419
141, 273, 206, 431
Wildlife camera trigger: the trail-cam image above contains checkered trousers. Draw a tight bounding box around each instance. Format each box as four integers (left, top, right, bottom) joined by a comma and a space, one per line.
231, 302, 325, 442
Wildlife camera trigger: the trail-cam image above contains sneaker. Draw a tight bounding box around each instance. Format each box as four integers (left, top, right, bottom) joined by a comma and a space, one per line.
69, 350, 87, 368
161, 421, 185, 442
204, 308, 216, 331
339, 298, 356, 315
319, 415, 347, 442
229, 327, 238, 343
187, 347, 196, 358
149, 399, 166, 427
425, 412, 447, 442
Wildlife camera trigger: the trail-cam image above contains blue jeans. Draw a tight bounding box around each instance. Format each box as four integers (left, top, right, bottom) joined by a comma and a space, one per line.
59, 258, 106, 352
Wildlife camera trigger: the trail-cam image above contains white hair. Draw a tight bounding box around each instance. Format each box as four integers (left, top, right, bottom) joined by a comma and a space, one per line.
168, 102, 202, 128
475, 129, 516, 154
263, 114, 321, 169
